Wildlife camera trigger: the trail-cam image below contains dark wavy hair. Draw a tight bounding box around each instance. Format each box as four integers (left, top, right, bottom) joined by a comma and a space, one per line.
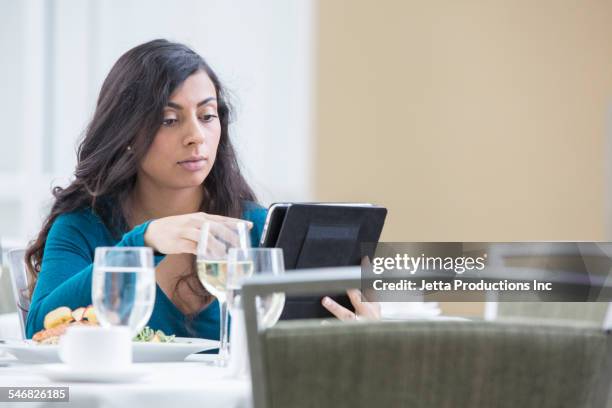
25, 39, 256, 313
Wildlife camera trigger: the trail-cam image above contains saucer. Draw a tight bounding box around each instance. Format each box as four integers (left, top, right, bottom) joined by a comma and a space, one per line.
36, 364, 150, 383
0, 337, 218, 364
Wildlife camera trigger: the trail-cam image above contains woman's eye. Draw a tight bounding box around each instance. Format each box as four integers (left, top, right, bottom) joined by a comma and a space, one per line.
162, 118, 177, 126
200, 114, 218, 123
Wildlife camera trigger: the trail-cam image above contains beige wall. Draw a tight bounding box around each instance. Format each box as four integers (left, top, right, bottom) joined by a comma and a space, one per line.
315, 0, 612, 242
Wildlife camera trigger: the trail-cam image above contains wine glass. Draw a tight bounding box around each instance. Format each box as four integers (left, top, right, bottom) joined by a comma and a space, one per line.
92, 247, 156, 336
227, 248, 286, 329
197, 221, 250, 366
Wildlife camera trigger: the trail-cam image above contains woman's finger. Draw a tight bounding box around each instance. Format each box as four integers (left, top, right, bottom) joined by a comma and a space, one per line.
193, 218, 251, 248
347, 289, 370, 317
208, 222, 243, 248
347, 289, 382, 319
322, 296, 356, 321
179, 239, 198, 255
192, 213, 254, 230
347, 289, 363, 308
181, 227, 201, 244
199, 233, 227, 258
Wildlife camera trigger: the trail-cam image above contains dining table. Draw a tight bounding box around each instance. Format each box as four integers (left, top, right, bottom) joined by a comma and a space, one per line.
0, 352, 252, 408
0, 302, 455, 407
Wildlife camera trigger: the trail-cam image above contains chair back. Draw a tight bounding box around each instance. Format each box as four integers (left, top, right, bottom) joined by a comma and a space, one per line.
261, 319, 611, 408
496, 301, 608, 324
241, 267, 612, 408
6, 249, 29, 338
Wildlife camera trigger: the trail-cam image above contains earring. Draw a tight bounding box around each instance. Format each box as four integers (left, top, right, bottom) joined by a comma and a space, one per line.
126, 146, 132, 152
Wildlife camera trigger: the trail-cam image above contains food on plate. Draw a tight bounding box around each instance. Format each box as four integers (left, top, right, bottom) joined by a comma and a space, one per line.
33, 308, 177, 345
134, 326, 176, 343
43, 306, 73, 329
32, 320, 96, 344
33, 306, 99, 345
82, 306, 98, 324
71, 307, 86, 322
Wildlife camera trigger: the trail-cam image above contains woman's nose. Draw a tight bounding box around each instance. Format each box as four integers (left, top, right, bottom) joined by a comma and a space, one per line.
184, 117, 205, 146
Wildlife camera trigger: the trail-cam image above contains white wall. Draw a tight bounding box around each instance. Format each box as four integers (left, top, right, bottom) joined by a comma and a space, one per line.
0, 0, 316, 245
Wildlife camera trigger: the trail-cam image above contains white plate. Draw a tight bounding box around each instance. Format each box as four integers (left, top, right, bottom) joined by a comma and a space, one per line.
0, 337, 218, 364
36, 363, 150, 383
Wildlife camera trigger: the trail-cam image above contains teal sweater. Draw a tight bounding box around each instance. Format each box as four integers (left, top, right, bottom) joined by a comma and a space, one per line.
26, 203, 267, 340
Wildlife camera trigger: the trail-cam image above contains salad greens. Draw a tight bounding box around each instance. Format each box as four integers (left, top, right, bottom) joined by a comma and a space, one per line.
133, 326, 176, 343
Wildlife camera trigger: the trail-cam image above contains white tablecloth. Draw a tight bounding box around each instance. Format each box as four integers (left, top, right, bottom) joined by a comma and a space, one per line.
0, 354, 252, 408
0, 303, 463, 407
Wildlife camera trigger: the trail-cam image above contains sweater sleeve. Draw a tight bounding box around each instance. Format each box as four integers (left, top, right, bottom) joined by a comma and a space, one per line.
242, 202, 268, 247
25, 213, 152, 338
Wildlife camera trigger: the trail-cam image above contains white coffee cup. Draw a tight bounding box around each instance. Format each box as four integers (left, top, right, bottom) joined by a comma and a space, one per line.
59, 325, 132, 370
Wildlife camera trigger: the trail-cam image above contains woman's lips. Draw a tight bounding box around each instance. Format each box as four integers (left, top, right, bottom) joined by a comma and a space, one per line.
178, 159, 206, 171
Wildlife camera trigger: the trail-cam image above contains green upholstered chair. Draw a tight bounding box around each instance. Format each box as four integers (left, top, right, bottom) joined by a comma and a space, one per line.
242, 267, 612, 408
495, 302, 608, 325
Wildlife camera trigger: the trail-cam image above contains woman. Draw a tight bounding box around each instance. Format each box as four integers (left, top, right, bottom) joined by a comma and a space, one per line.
25, 39, 377, 340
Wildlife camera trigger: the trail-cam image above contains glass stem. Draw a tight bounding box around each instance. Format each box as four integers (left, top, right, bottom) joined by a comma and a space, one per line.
218, 299, 229, 365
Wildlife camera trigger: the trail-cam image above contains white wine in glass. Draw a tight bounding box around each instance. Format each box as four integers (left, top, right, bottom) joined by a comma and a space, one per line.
227, 248, 285, 329
197, 260, 255, 304
197, 221, 250, 366
197, 260, 229, 303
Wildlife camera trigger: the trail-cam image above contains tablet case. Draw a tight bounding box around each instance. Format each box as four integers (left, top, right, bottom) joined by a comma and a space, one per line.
266, 204, 387, 319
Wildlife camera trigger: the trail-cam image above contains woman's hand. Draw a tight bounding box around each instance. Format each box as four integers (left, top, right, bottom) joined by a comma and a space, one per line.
144, 212, 253, 255
321, 289, 381, 321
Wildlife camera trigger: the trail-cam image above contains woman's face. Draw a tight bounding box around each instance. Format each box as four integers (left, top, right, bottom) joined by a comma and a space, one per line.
138, 70, 221, 190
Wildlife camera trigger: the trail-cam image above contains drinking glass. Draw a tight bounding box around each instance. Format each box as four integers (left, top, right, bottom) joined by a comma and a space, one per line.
197, 221, 250, 366
92, 247, 156, 336
227, 248, 286, 329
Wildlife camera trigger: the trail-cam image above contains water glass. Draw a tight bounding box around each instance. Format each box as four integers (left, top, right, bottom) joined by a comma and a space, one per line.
92, 247, 156, 336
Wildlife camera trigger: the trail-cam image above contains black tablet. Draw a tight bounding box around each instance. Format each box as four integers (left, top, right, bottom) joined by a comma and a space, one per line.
260, 203, 387, 319
259, 202, 291, 248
